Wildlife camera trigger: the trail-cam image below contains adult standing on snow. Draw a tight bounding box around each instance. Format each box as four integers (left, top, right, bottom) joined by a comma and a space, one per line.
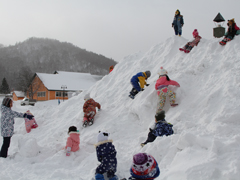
0, 97, 34, 158
172, 9, 184, 36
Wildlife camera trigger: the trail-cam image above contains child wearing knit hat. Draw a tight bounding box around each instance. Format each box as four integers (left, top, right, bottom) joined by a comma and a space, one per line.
94, 131, 118, 180
128, 153, 160, 179
141, 111, 174, 147
129, 71, 151, 99
65, 126, 80, 156
155, 67, 180, 113
179, 29, 202, 53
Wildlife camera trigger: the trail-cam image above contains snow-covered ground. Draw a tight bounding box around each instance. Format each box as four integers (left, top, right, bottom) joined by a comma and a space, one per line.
0, 36, 240, 180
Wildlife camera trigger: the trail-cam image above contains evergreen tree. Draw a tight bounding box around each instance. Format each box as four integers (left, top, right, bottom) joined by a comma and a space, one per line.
0, 77, 10, 94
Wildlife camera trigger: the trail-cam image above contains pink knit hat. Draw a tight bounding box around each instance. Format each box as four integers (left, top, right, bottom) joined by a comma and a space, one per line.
192, 29, 199, 38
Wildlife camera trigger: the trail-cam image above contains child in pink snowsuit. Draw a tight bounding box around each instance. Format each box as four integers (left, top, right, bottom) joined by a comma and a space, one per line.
65, 126, 80, 156
82, 93, 101, 127
155, 67, 180, 113
179, 29, 202, 53
24, 110, 38, 133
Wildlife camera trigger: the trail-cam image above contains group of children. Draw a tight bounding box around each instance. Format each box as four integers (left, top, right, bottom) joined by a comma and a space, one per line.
173, 9, 239, 53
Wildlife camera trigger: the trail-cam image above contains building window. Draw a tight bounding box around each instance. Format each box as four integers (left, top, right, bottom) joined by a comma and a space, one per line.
56, 92, 68, 97
56, 92, 62, 97
37, 92, 46, 97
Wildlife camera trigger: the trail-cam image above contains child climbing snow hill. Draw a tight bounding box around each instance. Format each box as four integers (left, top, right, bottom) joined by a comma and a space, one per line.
155, 67, 180, 113
65, 126, 80, 156
94, 131, 118, 180
83, 93, 101, 127
172, 9, 184, 36
24, 110, 38, 133
141, 111, 174, 147
129, 71, 151, 99
179, 29, 202, 53
220, 18, 240, 45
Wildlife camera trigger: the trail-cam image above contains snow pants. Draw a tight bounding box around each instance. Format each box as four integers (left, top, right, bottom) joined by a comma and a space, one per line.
95, 158, 117, 180
156, 87, 176, 113
174, 25, 182, 35
142, 131, 157, 145
0, 136, 11, 158
84, 105, 96, 122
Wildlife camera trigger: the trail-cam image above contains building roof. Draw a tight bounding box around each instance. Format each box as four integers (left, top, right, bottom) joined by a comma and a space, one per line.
36, 71, 102, 91
13, 91, 25, 97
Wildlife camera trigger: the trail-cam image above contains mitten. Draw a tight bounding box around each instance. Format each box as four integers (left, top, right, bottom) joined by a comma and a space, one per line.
146, 84, 150, 86
66, 147, 71, 156
149, 128, 153, 132
23, 113, 34, 120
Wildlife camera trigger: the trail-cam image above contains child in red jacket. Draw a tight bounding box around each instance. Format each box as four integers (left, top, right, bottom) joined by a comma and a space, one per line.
83, 94, 101, 127
155, 67, 180, 113
65, 126, 80, 156
179, 29, 202, 53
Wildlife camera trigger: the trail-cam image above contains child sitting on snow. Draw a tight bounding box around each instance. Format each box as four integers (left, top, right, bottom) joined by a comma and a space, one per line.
179, 29, 202, 53
83, 93, 101, 127
24, 110, 38, 133
94, 131, 118, 180
141, 111, 174, 147
219, 18, 240, 45
155, 67, 180, 113
129, 71, 151, 99
122, 153, 160, 180
65, 126, 80, 156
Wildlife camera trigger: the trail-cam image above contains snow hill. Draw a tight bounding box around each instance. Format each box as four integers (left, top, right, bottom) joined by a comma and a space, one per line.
0, 36, 240, 180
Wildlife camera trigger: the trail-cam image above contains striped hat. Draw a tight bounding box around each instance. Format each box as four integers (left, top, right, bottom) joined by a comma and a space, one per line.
130, 153, 160, 179
2, 97, 12, 107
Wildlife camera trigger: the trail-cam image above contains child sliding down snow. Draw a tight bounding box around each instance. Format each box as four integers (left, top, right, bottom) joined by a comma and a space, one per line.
129, 71, 151, 99
141, 111, 174, 147
95, 131, 118, 180
83, 93, 101, 127
24, 110, 38, 133
155, 67, 180, 113
179, 29, 202, 53
65, 126, 80, 156
219, 18, 240, 45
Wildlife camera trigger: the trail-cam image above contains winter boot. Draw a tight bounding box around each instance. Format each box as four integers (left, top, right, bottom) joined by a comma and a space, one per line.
88, 118, 94, 126
141, 143, 145, 147
129, 94, 135, 99
82, 121, 88, 128
219, 41, 226, 45
179, 48, 185, 51
171, 103, 178, 107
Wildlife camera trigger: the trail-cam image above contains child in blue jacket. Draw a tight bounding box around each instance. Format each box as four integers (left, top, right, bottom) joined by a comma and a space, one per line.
172, 9, 184, 36
129, 71, 151, 99
141, 111, 173, 147
95, 131, 118, 180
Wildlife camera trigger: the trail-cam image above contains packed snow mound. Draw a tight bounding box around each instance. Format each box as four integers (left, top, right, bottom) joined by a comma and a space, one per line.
1, 36, 240, 180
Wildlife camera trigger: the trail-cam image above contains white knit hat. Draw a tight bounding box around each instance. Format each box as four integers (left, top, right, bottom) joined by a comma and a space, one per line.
158, 67, 168, 76
84, 93, 91, 100
97, 131, 109, 142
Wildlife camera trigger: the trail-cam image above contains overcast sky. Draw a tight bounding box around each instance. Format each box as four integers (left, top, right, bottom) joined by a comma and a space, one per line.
0, 0, 239, 61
